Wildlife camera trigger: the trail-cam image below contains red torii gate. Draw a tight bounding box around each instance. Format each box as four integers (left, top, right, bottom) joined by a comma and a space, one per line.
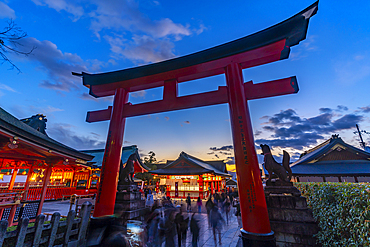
75, 2, 317, 245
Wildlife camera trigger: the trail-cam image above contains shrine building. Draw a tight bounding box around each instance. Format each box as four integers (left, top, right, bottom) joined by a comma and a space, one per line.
0, 107, 95, 220
150, 152, 231, 199
291, 135, 370, 183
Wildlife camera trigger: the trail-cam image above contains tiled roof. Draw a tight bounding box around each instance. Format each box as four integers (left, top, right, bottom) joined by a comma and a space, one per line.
150, 152, 231, 177
81, 145, 149, 171
290, 136, 370, 175
0, 107, 93, 161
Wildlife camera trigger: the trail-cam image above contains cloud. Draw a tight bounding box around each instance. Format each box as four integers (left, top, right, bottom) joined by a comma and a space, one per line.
0, 83, 17, 97
256, 108, 363, 150
210, 145, 233, 152
334, 53, 370, 85
359, 106, 370, 113
105, 34, 175, 63
18, 37, 94, 92
130, 90, 147, 98
47, 123, 105, 150
290, 35, 318, 60
225, 156, 235, 165
80, 92, 98, 101
32, 0, 192, 65
336, 105, 348, 112
88, 1, 190, 39
31, 0, 83, 21
0, 2, 16, 19
195, 24, 207, 35
319, 108, 332, 114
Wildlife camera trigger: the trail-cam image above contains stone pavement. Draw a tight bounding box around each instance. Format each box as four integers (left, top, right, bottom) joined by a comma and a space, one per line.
41, 200, 74, 217
181, 212, 241, 247
41, 199, 242, 246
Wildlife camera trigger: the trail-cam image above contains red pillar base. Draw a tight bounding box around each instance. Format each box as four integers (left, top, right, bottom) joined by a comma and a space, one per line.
240, 230, 276, 247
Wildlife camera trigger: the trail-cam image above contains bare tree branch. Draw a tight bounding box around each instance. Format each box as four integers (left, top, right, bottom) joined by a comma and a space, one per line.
0, 20, 36, 73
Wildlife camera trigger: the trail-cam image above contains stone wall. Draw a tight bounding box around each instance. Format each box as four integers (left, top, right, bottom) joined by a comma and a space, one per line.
265, 193, 320, 247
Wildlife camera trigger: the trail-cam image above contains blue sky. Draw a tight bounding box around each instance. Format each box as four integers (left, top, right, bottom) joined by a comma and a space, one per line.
1, 0, 370, 172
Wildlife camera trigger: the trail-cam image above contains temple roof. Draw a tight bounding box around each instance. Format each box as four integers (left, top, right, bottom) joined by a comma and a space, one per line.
81, 145, 149, 172
0, 107, 93, 163
291, 135, 370, 176
149, 152, 231, 177
77, 1, 318, 97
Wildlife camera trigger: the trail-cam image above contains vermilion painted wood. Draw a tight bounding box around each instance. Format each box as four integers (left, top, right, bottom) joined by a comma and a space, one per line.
37, 165, 53, 216
86, 76, 297, 123
244, 76, 298, 100
8, 168, 18, 191
93, 88, 128, 217
89, 40, 287, 97
226, 63, 271, 234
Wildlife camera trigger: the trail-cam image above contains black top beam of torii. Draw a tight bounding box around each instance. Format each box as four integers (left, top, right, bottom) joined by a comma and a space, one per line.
74, 1, 318, 124
73, 1, 318, 98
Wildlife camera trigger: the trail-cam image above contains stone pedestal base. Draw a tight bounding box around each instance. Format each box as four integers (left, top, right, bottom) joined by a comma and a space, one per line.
240, 230, 276, 247
115, 191, 149, 221
265, 187, 319, 247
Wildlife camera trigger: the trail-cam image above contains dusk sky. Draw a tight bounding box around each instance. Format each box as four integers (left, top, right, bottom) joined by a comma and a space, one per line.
1, 0, 370, 173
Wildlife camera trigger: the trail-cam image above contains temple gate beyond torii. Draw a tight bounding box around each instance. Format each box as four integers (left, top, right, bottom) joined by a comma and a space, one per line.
74, 2, 318, 245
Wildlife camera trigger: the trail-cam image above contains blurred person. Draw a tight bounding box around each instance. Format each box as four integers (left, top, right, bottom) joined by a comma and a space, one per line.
196, 197, 202, 213
186, 193, 192, 212
210, 205, 225, 246
190, 213, 200, 247
223, 195, 231, 224
205, 196, 214, 228
146, 209, 161, 247
175, 207, 189, 247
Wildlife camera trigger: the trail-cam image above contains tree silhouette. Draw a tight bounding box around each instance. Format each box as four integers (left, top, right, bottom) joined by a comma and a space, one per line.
0, 20, 35, 72
135, 151, 158, 185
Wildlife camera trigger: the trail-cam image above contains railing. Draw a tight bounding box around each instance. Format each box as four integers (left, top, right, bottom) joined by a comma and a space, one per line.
0, 201, 92, 247
0, 187, 98, 201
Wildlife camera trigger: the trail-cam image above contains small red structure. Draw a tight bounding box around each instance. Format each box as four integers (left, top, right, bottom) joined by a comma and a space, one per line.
76, 2, 318, 245
0, 108, 95, 224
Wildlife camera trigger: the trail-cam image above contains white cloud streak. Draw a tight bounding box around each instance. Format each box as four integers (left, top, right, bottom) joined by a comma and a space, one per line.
0, 2, 16, 19
19, 37, 90, 92
32, 0, 193, 64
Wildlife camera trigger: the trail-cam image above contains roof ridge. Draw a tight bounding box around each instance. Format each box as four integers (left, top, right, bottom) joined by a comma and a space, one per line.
301, 138, 331, 157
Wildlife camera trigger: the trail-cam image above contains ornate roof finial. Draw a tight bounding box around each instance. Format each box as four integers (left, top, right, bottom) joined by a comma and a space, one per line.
20, 114, 48, 135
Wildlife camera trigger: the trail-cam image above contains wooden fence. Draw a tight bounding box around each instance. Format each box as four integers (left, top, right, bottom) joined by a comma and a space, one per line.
0, 187, 98, 201
0, 201, 92, 247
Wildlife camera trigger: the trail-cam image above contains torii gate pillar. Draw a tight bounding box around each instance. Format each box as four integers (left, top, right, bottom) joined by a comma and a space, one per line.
94, 88, 128, 216
226, 63, 274, 244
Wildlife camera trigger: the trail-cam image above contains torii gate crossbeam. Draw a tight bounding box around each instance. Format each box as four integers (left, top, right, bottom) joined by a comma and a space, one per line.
75, 2, 318, 245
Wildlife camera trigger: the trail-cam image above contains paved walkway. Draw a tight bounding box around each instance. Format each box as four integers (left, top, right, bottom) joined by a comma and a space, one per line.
181, 212, 241, 247
41, 199, 242, 246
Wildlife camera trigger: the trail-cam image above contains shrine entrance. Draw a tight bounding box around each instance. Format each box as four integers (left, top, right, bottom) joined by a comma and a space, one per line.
75, 2, 318, 245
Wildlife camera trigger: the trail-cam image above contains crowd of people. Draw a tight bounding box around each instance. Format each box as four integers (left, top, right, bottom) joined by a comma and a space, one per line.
144, 189, 239, 247
100, 189, 240, 247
